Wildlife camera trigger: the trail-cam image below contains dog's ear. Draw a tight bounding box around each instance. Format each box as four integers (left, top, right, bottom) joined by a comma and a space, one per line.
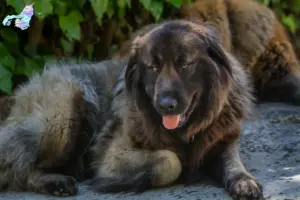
124, 36, 153, 112
125, 36, 142, 95
203, 24, 232, 78
191, 23, 233, 81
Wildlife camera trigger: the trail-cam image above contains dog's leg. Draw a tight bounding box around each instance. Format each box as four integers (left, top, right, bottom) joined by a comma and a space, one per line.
89, 126, 182, 193
0, 116, 41, 190
205, 143, 263, 200
0, 115, 79, 196
222, 144, 263, 200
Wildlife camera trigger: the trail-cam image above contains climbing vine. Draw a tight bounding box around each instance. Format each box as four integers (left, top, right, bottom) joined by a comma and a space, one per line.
0, 0, 299, 94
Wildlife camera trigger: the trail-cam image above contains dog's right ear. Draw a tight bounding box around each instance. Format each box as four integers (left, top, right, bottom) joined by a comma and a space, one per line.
124, 36, 142, 94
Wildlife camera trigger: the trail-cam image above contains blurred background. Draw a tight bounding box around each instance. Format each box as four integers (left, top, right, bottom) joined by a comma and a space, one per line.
0, 0, 300, 96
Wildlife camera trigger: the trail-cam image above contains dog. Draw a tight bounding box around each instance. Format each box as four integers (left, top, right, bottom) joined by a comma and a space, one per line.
89, 19, 263, 200
0, 1, 299, 199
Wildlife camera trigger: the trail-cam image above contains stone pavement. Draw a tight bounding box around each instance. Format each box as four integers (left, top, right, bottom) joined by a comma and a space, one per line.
0, 103, 299, 200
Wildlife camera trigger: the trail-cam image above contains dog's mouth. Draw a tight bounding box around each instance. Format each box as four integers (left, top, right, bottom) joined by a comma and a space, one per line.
161, 94, 197, 130
162, 115, 186, 130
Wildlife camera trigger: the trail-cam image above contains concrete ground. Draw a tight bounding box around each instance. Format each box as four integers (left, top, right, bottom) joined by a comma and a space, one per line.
0, 103, 299, 200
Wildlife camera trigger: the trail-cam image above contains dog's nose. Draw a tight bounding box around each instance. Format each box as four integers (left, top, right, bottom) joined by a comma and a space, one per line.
157, 96, 178, 112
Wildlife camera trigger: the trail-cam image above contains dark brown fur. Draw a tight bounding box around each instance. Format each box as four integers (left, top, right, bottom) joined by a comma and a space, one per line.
114, 0, 300, 105
1, 1, 297, 199
90, 20, 263, 200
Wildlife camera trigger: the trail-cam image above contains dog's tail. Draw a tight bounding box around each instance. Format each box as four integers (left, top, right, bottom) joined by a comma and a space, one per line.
85, 164, 154, 194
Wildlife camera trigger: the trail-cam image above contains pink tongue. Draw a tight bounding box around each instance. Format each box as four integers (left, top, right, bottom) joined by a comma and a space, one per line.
162, 115, 180, 130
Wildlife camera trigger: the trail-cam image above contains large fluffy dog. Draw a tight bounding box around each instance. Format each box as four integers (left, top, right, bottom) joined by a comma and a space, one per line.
89, 19, 262, 200
0, 20, 262, 200
0, 0, 300, 199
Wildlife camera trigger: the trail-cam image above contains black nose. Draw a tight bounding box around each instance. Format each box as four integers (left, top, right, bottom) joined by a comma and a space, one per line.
157, 96, 178, 112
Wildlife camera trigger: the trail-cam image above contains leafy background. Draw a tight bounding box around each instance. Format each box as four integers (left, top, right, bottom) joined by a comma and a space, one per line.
0, 0, 299, 95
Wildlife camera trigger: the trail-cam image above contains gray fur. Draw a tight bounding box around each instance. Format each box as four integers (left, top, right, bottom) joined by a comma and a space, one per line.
0, 59, 126, 195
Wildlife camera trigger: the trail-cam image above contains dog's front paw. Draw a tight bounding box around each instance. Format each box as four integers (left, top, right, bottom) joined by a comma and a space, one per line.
45, 175, 78, 197
32, 174, 78, 197
226, 173, 263, 200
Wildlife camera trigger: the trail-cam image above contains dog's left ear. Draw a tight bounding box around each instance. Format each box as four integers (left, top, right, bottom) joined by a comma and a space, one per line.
201, 24, 233, 78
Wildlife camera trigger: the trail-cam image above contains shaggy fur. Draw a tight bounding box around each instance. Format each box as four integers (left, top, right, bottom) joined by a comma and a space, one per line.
0, 1, 299, 199
89, 20, 263, 200
0, 19, 264, 200
0, 60, 126, 196
114, 0, 300, 105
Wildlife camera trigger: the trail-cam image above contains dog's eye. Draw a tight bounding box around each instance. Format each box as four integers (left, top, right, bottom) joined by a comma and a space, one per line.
149, 65, 158, 72
182, 61, 196, 69
182, 64, 189, 69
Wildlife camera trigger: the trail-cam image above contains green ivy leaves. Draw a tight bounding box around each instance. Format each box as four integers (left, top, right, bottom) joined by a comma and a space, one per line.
0, 65, 12, 94
23, 57, 42, 77
61, 39, 73, 54
282, 14, 297, 33
117, 0, 131, 18
0, 43, 15, 71
34, 1, 53, 20
1, 0, 299, 96
6, 0, 27, 13
53, 0, 68, 16
0, 28, 18, 44
139, 0, 189, 21
257, 0, 300, 33
0, 28, 17, 93
167, 0, 184, 8
140, 0, 163, 20
90, 0, 109, 25
59, 11, 84, 41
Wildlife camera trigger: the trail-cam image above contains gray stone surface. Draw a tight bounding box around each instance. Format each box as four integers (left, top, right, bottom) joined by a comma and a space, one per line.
0, 103, 299, 200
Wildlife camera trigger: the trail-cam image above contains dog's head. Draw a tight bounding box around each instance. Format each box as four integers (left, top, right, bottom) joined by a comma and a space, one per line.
125, 20, 233, 131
